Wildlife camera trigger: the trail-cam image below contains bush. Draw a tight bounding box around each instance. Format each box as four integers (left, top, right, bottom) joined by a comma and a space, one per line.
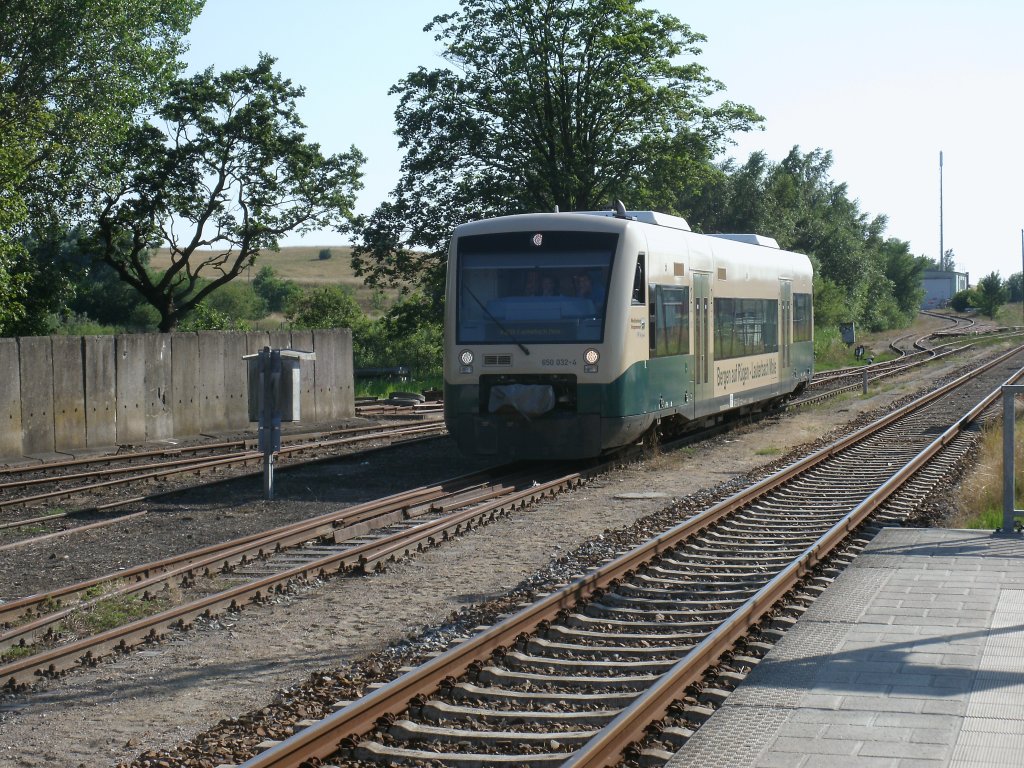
950, 289, 977, 313
318, 248, 333, 261
812, 326, 850, 370
178, 303, 251, 331
69, 261, 151, 329
252, 266, 302, 313
286, 285, 365, 330
203, 282, 268, 321
54, 313, 118, 336
347, 293, 443, 379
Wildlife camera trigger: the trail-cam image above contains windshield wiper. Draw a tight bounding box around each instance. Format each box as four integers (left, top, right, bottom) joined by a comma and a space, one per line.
463, 285, 530, 356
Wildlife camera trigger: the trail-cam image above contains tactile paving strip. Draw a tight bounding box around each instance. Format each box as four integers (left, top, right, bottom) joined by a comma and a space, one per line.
951, 588, 1024, 767
665, 562, 891, 765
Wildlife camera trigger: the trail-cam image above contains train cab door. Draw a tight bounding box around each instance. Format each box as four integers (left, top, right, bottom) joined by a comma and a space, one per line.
693, 272, 711, 402
780, 279, 792, 370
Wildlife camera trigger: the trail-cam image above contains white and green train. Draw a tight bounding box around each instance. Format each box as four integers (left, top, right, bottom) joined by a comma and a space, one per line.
443, 208, 814, 460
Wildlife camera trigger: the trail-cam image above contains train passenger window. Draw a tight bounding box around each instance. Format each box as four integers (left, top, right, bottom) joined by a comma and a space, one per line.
793, 293, 813, 341
651, 285, 689, 357
714, 298, 779, 359
631, 254, 646, 305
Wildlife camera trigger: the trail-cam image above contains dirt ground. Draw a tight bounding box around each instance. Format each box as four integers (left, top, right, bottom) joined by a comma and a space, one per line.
0, 340, 1005, 768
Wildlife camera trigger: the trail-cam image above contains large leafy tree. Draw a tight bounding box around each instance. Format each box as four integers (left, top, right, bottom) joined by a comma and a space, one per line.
352, 0, 762, 297
86, 55, 365, 332
1007, 272, 1023, 303
0, 68, 40, 334
0, 0, 203, 335
1, 0, 201, 223
689, 147, 926, 330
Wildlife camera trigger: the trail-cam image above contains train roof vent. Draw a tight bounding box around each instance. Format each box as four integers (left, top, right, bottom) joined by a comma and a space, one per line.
576, 209, 691, 232
709, 233, 780, 249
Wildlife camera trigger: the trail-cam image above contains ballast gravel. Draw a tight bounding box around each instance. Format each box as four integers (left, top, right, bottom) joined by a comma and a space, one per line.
0, 344, 1003, 768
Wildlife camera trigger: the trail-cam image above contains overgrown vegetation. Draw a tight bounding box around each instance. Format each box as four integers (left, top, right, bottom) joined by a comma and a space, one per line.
64, 593, 173, 635
3, 0, 1019, 387
953, 416, 1024, 530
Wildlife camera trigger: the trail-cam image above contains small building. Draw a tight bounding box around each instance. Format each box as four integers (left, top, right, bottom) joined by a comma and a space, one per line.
921, 270, 969, 308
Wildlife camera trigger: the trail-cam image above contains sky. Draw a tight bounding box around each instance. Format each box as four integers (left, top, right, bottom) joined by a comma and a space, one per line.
182, 0, 1024, 282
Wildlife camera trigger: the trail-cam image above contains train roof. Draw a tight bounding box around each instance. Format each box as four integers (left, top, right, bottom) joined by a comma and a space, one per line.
708, 233, 780, 249
575, 209, 692, 232
452, 211, 804, 266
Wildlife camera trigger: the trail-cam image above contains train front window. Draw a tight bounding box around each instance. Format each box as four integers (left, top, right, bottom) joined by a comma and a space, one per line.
456, 231, 617, 344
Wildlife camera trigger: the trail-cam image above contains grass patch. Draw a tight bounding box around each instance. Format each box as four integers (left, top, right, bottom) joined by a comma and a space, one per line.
355, 377, 442, 400
0, 644, 36, 663
61, 592, 173, 636
994, 301, 1024, 327
755, 446, 782, 456
953, 416, 1024, 529
9, 524, 48, 535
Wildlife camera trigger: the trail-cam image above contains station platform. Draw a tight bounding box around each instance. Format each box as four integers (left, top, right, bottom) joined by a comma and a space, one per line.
668, 528, 1024, 767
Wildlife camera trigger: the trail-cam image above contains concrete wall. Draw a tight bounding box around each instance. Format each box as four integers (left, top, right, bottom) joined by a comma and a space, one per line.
0, 329, 354, 461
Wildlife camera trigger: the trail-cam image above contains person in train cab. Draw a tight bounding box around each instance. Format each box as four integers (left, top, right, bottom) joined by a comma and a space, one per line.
575, 272, 605, 305
523, 270, 541, 296
541, 275, 557, 296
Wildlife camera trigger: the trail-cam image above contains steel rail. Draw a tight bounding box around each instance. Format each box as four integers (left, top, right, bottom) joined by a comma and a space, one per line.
0, 467, 584, 688
0, 466, 507, 641
794, 342, 971, 407
235, 344, 1024, 768
564, 361, 1024, 767
0, 420, 429, 476
0, 422, 445, 511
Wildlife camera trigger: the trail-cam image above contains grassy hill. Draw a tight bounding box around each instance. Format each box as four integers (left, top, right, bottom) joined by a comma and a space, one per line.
152, 245, 397, 313
153, 245, 359, 285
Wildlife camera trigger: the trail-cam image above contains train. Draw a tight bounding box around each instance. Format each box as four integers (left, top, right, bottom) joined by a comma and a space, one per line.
443, 206, 814, 459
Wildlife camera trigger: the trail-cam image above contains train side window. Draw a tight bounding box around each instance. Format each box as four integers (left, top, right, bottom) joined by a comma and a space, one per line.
651, 285, 689, 357
631, 254, 646, 305
714, 297, 779, 359
793, 293, 813, 341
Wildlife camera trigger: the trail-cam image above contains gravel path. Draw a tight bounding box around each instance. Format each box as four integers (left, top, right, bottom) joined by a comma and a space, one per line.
0, 346, 999, 768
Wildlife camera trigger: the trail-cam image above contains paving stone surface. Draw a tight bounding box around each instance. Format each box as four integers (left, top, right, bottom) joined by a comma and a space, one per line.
666, 528, 1024, 768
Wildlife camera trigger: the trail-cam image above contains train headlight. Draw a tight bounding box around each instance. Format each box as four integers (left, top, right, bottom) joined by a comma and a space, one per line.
584, 348, 599, 373
459, 349, 474, 374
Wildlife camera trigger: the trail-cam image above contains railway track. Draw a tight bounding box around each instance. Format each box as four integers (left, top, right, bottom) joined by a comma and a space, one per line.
0, 419, 447, 544
0, 456, 605, 690
3, 340, 1017, 690
797, 322, 1024, 407
230, 345, 1024, 768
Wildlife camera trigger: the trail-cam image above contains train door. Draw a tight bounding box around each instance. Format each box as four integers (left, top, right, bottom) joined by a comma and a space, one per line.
693, 272, 711, 401
780, 279, 792, 369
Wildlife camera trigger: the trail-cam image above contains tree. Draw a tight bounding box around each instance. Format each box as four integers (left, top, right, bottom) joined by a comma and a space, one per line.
878, 239, 927, 319
686, 146, 927, 331
1007, 272, 1022, 303
0, 66, 38, 334
86, 56, 365, 332
253, 266, 302, 313
1, 0, 202, 335
975, 272, 1007, 319
352, 0, 762, 297
1, 0, 201, 224
286, 286, 365, 330
950, 288, 975, 313
940, 248, 956, 272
